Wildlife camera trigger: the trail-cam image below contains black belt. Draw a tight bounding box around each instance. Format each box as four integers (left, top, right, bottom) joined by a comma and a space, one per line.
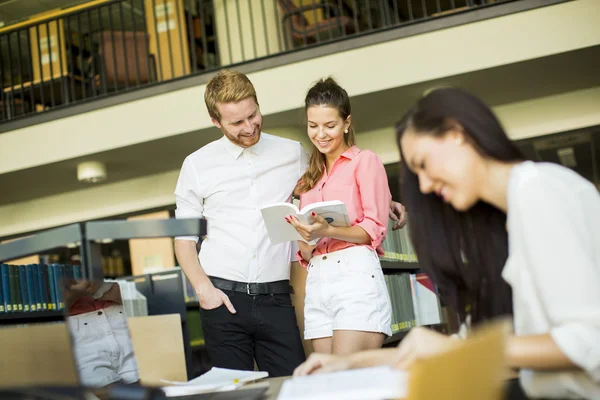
209, 276, 293, 295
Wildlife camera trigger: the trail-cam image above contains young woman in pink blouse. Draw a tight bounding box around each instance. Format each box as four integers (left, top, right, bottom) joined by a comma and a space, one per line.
287, 78, 393, 355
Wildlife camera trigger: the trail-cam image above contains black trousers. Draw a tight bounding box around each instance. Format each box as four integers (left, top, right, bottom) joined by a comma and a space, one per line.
198, 288, 306, 377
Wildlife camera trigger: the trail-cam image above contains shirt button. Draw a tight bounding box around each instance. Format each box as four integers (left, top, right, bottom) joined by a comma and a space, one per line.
98, 311, 103, 316
323, 256, 327, 260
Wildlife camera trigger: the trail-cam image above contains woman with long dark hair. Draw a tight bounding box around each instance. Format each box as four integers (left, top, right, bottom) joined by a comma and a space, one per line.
293, 88, 600, 399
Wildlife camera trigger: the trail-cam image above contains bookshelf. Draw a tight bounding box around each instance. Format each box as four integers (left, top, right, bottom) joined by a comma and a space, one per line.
380, 260, 420, 271
0, 219, 206, 327
0, 310, 63, 324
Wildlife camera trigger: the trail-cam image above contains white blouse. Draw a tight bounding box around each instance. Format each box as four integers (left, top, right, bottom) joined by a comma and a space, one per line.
503, 161, 600, 399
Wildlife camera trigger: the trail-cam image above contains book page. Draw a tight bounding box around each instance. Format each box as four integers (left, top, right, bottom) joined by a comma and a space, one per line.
260, 203, 306, 244
277, 366, 408, 400
300, 200, 350, 227
162, 367, 269, 397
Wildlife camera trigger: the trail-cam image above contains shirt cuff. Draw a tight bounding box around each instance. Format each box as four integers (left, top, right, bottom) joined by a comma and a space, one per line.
295, 250, 309, 268
551, 323, 600, 380
356, 218, 386, 248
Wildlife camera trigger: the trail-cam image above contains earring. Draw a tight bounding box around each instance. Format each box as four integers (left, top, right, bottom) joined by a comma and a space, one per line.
455, 137, 463, 146
344, 129, 349, 134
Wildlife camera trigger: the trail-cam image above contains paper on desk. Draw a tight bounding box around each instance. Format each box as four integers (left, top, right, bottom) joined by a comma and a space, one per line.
277, 366, 408, 400
161, 367, 269, 397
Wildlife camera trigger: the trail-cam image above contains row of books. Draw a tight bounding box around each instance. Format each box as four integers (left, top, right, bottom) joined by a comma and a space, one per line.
102, 253, 127, 278
385, 272, 444, 334
381, 219, 418, 263
0, 263, 81, 314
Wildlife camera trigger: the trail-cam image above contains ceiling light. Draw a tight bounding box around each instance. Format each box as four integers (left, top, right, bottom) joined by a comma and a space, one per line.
77, 161, 107, 183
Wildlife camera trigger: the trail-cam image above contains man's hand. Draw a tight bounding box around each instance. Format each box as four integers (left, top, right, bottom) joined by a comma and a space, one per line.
389, 201, 407, 230
196, 281, 236, 314
293, 353, 351, 376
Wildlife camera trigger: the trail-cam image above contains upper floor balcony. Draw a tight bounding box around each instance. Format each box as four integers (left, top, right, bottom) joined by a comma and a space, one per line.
0, 0, 581, 128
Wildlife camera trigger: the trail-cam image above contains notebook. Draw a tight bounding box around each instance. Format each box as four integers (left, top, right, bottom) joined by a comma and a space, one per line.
277, 366, 408, 400
261, 200, 350, 245
161, 367, 269, 397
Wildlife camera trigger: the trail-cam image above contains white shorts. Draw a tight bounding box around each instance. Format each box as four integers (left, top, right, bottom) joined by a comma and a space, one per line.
67, 304, 140, 387
304, 246, 392, 340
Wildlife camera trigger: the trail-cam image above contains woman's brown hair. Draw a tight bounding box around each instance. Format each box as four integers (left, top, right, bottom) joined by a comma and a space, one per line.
296, 77, 355, 194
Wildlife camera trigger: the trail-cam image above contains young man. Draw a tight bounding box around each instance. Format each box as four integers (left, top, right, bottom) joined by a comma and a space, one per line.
174, 69, 406, 377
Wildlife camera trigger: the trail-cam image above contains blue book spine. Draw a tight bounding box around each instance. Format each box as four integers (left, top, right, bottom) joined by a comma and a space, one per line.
19, 266, 29, 312
37, 264, 48, 311
45, 264, 56, 310
2, 264, 11, 312
12, 265, 22, 312
48, 264, 57, 311
0, 264, 12, 312
32, 264, 41, 311
56, 264, 65, 310
73, 264, 82, 279
43, 264, 51, 310
26, 265, 36, 312
0, 266, 4, 314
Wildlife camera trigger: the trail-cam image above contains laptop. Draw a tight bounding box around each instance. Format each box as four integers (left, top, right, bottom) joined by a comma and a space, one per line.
62, 277, 268, 399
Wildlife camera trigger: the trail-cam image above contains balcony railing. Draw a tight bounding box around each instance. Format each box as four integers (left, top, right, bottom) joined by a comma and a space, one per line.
0, 0, 509, 124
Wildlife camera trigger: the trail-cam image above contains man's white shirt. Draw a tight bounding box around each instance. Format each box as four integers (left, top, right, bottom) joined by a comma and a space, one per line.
174, 133, 309, 283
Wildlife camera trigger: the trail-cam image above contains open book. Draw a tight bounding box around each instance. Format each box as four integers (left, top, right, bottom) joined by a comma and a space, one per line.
260, 200, 350, 245
277, 366, 408, 400
161, 367, 269, 397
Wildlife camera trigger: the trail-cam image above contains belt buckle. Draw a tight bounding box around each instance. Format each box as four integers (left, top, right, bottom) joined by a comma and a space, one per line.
246, 284, 259, 296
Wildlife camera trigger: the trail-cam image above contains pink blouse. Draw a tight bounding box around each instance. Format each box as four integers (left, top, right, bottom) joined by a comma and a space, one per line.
296, 146, 392, 267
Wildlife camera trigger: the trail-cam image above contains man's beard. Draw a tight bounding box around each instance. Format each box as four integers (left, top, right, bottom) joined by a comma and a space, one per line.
226, 126, 261, 148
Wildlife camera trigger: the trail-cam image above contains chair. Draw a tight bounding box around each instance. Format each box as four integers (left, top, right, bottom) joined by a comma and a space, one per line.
88, 31, 156, 92
277, 0, 356, 49
406, 319, 511, 400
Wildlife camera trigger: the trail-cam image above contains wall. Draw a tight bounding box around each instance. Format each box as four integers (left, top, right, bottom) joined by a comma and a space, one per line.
1, 86, 598, 237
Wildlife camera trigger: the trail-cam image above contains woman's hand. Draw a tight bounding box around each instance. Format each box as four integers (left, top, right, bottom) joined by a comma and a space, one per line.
393, 327, 456, 370
293, 353, 351, 376
287, 213, 331, 242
